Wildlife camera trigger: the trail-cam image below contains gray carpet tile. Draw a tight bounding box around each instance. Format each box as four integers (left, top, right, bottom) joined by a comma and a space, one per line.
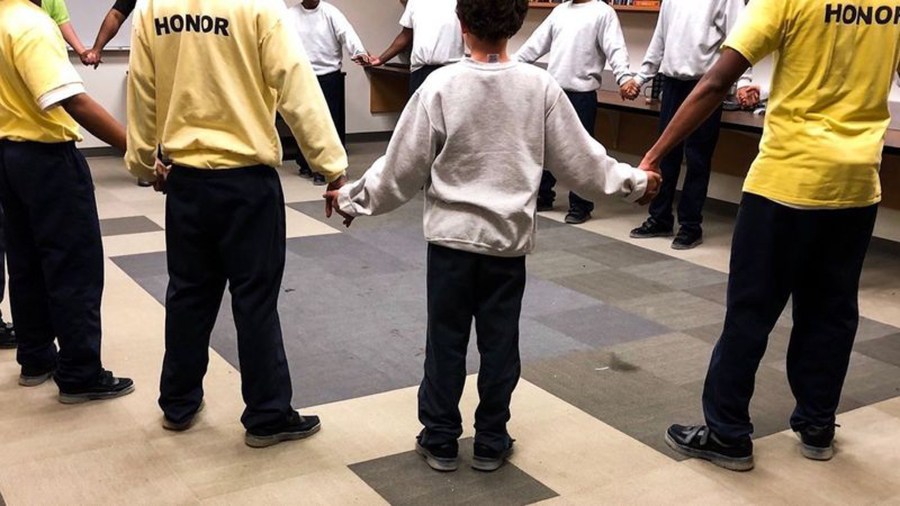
605, 333, 714, 386
622, 259, 728, 291
684, 282, 729, 304
525, 249, 609, 280
100, 216, 163, 237
854, 333, 900, 367
554, 268, 671, 303
535, 304, 670, 348
349, 438, 558, 506
612, 292, 726, 331
518, 277, 605, 318
567, 240, 673, 269
531, 225, 617, 251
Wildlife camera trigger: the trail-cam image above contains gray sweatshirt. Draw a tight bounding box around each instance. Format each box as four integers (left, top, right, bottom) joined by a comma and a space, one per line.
635, 0, 751, 87
515, 0, 633, 92
337, 59, 648, 257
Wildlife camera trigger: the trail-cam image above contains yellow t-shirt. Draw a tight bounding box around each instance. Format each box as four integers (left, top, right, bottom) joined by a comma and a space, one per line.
126, 0, 348, 181
724, 0, 900, 208
0, 0, 83, 143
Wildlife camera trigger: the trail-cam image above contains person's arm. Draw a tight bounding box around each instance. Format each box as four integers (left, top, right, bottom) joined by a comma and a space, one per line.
124, 17, 158, 182
83, 8, 127, 68
544, 88, 657, 204
513, 16, 552, 64
60, 94, 126, 151
723, 0, 752, 90
331, 9, 369, 65
633, 5, 667, 87
58, 22, 88, 57
329, 94, 438, 226
259, 12, 348, 185
598, 11, 637, 100
370, 28, 412, 67
642, 49, 750, 173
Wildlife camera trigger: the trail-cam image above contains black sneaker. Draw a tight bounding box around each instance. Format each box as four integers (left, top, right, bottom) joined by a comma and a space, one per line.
565, 208, 592, 225
312, 173, 327, 186
244, 411, 321, 448
795, 425, 836, 461
162, 401, 206, 432
630, 220, 674, 239
672, 229, 703, 250
19, 365, 55, 387
472, 439, 515, 472
137, 178, 154, 187
415, 433, 459, 472
58, 370, 135, 404
665, 424, 754, 472
0, 321, 15, 350
536, 200, 554, 212
297, 165, 313, 178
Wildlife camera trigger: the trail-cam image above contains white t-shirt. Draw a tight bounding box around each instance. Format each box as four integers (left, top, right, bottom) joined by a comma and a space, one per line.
399, 0, 464, 72
286, 2, 366, 76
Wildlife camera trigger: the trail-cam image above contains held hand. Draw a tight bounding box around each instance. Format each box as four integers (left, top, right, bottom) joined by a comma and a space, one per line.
368, 56, 384, 67
152, 158, 171, 194
636, 155, 662, 206
620, 80, 641, 101
324, 174, 347, 217
82, 50, 102, 69
322, 189, 355, 228
736, 85, 761, 109
352, 53, 372, 66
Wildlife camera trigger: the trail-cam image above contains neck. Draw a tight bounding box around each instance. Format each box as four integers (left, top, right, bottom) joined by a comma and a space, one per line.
302, 0, 320, 9
466, 36, 509, 64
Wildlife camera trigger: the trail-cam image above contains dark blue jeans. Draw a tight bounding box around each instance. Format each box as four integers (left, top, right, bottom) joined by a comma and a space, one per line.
539, 90, 597, 213
297, 71, 346, 172
703, 193, 877, 441
648, 77, 723, 234
418, 244, 525, 452
160, 165, 294, 432
0, 140, 104, 388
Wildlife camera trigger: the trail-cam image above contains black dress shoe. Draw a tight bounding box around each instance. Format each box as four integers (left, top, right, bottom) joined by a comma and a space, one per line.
630, 220, 674, 239
0, 321, 15, 350
564, 209, 591, 225
665, 424, 754, 472
415, 432, 459, 472
19, 365, 55, 387
163, 401, 206, 432
795, 424, 836, 461
312, 173, 327, 186
245, 411, 321, 448
58, 370, 135, 404
536, 200, 554, 212
672, 229, 703, 250
472, 439, 515, 472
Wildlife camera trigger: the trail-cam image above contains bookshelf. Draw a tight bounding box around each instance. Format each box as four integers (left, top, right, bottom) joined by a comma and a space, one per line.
528, 1, 660, 12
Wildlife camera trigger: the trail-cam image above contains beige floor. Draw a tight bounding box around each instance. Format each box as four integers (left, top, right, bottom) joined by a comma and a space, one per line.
0, 156, 899, 505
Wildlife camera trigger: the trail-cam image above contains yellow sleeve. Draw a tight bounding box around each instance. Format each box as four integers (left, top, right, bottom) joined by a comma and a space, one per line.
125, 12, 157, 181
258, 5, 348, 182
13, 21, 82, 104
722, 0, 788, 65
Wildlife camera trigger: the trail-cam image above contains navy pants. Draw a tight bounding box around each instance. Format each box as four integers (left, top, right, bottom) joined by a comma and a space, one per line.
297, 71, 346, 172
539, 90, 598, 213
648, 77, 723, 234
0, 140, 104, 388
704, 193, 878, 441
409, 65, 444, 96
160, 165, 294, 432
418, 244, 526, 453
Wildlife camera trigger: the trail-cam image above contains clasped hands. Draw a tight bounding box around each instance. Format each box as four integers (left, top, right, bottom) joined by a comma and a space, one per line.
323, 175, 355, 228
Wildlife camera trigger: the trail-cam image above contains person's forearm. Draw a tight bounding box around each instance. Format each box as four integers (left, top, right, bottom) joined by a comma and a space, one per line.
91, 10, 126, 51
62, 93, 127, 151
378, 29, 412, 63
59, 23, 87, 55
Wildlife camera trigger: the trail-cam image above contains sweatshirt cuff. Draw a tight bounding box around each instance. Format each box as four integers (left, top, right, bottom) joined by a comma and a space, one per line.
326, 171, 347, 184
632, 75, 647, 87
624, 169, 648, 203
616, 74, 635, 86
336, 186, 360, 217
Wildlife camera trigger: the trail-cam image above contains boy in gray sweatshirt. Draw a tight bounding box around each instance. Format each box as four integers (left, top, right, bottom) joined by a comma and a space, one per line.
326, 0, 660, 473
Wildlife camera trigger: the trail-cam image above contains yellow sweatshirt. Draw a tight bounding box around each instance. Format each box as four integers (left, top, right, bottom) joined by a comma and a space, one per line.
125, 0, 348, 182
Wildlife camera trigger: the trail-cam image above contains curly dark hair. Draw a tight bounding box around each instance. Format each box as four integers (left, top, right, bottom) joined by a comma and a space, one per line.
456, 0, 529, 43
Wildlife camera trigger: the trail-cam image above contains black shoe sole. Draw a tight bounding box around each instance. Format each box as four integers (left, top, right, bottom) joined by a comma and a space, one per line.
536, 206, 554, 213
59, 384, 136, 404
630, 230, 674, 239
664, 431, 754, 472
162, 401, 205, 432
0, 343, 16, 350
245, 420, 322, 448
472, 447, 514, 473
565, 214, 592, 225
672, 238, 704, 250
415, 442, 459, 472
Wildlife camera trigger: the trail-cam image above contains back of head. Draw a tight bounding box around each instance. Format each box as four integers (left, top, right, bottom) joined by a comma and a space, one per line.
455, 0, 528, 43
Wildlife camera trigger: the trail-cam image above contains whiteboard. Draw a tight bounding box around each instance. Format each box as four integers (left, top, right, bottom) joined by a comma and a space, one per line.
67, 0, 133, 50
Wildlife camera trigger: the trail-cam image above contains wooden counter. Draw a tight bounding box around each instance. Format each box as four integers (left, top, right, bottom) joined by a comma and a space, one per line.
366, 64, 411, 114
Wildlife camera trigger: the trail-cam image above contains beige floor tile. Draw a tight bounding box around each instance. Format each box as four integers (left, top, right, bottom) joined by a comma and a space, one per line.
285, 205, 341, 238
102, 231, 168, 257
201, 467, 388, 505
